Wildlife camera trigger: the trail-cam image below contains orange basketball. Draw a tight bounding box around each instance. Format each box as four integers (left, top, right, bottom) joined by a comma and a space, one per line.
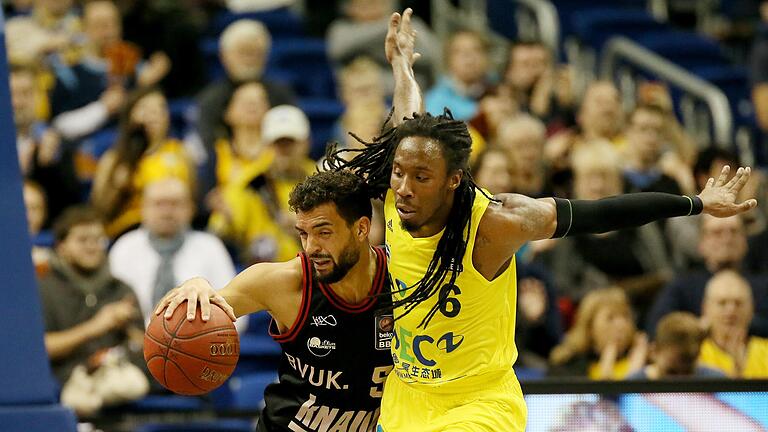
144, 301, 239, 395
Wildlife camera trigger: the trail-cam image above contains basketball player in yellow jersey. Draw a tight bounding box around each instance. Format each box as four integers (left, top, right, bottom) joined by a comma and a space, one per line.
324, 9, 758, 431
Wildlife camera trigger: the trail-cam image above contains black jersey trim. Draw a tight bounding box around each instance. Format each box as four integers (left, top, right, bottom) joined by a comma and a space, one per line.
318, 246, 386, 313
270, 253, 313, 343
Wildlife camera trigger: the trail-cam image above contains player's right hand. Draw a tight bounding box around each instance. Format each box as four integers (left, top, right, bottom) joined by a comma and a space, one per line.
154, 277, 237, 323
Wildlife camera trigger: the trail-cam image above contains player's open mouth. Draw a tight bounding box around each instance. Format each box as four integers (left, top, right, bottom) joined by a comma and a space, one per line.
396, 206, 416, 219
312, 259, 332, 268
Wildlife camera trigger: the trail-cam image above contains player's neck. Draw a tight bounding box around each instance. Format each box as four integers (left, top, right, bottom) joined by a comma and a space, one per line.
328, 245, 377, 304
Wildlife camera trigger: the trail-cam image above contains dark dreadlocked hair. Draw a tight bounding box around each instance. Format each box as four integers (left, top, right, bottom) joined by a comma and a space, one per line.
323, 109, 495, 328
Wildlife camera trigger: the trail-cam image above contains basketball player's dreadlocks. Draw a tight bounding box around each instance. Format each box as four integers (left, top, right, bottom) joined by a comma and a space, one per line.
323, 110, 495, 328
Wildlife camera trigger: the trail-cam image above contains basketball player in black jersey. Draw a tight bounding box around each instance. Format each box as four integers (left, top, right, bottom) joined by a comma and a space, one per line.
156, 170, 393, 432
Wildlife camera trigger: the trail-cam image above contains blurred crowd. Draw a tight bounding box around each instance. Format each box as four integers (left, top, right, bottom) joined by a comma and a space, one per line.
6, 0, 768, 418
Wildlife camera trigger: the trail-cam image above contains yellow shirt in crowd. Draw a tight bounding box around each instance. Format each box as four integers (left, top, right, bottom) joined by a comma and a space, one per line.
698, 336, 768, 378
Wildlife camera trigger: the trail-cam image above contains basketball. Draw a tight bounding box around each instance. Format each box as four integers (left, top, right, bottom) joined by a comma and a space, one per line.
144, 302, 239, 395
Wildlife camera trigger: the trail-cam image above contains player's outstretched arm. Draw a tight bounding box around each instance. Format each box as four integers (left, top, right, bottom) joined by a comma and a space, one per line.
496, 165, 757, 245
386, 8, 423, 125
154, 258, 302, 322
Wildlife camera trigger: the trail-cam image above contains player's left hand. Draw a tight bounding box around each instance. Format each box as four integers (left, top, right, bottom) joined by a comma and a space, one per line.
385, 8, 420, 66
698, 165, 758, 217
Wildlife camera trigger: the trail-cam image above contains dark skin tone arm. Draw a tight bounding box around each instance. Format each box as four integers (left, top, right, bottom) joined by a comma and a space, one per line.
387, 9, 757, 282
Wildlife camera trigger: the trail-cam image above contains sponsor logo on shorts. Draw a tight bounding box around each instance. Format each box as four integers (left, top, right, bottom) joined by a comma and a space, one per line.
307, 337, 336, 357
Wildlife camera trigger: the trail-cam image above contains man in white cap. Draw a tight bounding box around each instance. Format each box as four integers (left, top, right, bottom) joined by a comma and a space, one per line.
261, 105, 315, 182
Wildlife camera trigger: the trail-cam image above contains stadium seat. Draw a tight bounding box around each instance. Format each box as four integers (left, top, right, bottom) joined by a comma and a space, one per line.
635, 31, 729, 69
227, 371, 279, 410
571, 9, 666, 50
268, 38, 336, 99
298, 98, 345, 159
126, 395, 206, 413
136, 419, 254, 432
207, 7, 305, 38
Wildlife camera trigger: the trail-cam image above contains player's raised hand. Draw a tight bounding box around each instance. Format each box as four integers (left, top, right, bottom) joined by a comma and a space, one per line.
385, 8, 420, 66
154, 277, 237, 322
698, 165, 758, 217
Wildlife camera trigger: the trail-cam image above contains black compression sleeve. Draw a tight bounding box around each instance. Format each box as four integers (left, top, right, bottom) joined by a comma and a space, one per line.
552, 193, 703, 238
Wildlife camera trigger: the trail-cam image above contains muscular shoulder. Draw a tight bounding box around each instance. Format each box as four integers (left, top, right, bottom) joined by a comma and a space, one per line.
480, 193, 557, 243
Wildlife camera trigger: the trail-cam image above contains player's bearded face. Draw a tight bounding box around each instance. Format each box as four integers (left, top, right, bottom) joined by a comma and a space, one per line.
310, 237, 359, 283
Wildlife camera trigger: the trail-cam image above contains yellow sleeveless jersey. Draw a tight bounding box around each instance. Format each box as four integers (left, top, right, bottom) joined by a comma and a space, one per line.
383, 189, 518, 392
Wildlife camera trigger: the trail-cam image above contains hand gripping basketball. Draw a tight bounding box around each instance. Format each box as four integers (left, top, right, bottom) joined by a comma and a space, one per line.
144, 300, 239, 395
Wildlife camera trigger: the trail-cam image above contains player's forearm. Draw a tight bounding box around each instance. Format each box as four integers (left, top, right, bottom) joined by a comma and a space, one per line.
44, 320, 106, 360
552, 193, 703, 238
392, 58, 423, 125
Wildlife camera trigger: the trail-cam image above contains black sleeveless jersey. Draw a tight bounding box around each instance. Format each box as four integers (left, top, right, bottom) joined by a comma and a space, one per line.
257, 247, 394, 432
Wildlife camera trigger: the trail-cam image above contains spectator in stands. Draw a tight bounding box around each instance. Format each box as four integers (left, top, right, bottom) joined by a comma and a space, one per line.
750, 1, 768, 133
118, 0, 207, 98
699, 270, 768, 378
334, 57, 389, 149
39, 206, 148, 416
504, 40, 573, 129
542, 143, 672, 318
471, 147, 513, 195
82, 1, 170, 88
545, 81, 625, 172
50, 1, 172, 142
548, 288, 647, 379
327, 0, 438, 96
467, 85, 519, 145
109, 178, 238, 327
207, 99, 305, 264
623, 104, 686, 195
495, 114, 553, 198
515, 262, 563, 372
23, 180, 53, 276
647, 214, 768, 337
665, 147, 740, 271
425, 29, 493, 120
206, 81, 271, 197
196, 19, 295, 157
91, 87, 193, 238
628, 312, 725, 379
11, 64, 79, 224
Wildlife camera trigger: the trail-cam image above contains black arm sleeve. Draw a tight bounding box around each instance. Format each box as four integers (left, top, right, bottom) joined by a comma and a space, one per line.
552, 193, 703, 238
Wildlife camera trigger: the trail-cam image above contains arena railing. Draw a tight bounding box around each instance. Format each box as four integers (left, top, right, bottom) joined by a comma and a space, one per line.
600, 36, 733, 148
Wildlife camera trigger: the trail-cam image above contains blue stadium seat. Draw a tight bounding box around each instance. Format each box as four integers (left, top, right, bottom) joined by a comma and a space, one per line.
126, 395, 205, 413
268, 38, 336, 99
635, 31, 729, 69
227, 372, 279, 410
298, 98, 345, 159
239, 311, 281, 358
208, 7, 305, 38
552, 0, 647, 38
80, 127, 119, 159
485, 0, 518, 41
0, 405, 77, 432
136, 419, 254, 432
571, 9, 665, 50
168, 98, 195, 137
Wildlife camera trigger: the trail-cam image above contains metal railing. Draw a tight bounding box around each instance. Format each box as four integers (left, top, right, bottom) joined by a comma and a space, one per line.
600, 36, 732, 146
508, 0, 560, 59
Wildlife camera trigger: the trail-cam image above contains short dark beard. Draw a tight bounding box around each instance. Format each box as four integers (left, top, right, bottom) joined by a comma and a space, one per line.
312, 242, 360, 284
400, 220, 419, 232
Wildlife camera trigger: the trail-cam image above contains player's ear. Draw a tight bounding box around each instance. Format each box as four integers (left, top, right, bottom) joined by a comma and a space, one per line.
355, 216, 371, 240
448, 169, 463, 190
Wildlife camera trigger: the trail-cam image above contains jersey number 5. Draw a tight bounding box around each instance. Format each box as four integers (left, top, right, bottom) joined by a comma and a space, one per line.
369, 365, 394, 398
